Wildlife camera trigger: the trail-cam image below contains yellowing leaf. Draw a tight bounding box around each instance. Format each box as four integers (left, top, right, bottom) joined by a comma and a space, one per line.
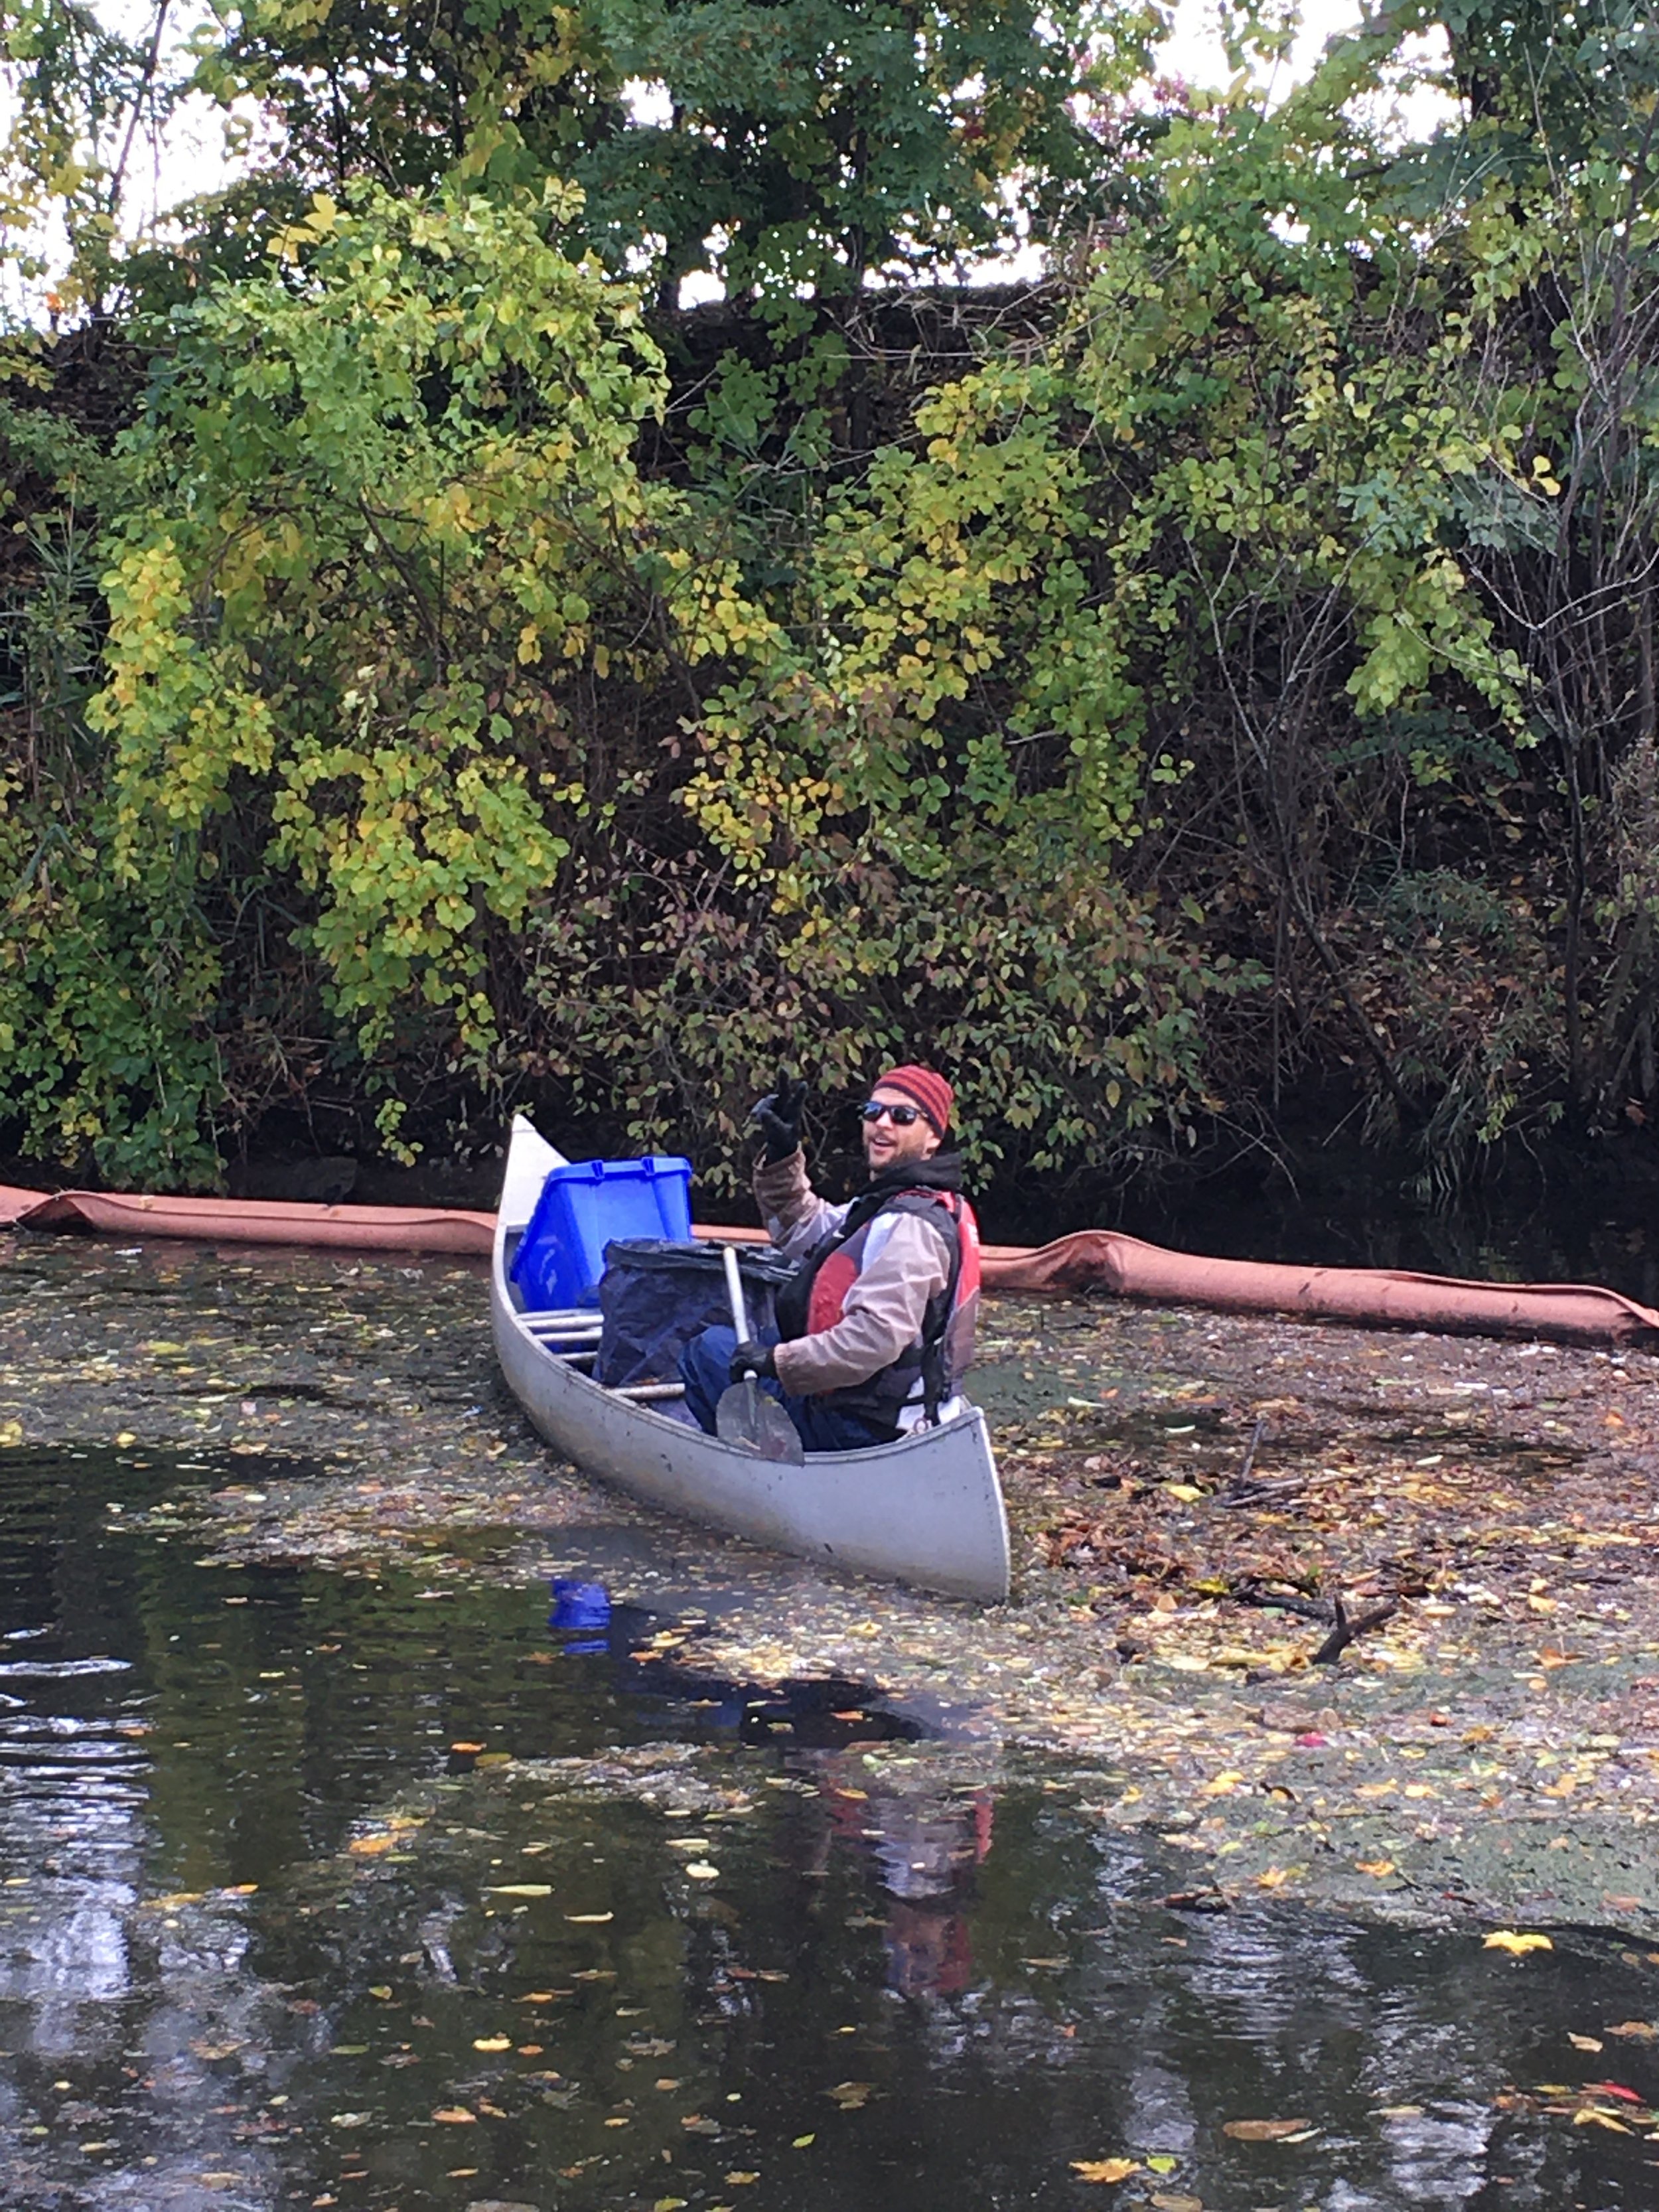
1224, 2118, 1311, 2141
1567, 2033, 1603, 2052
431, 2107, 475, 2124
486, 1883, 552, 1897
473, 2037, 511, 2052
1356, 1860, 1396, 1878
792, 2133, 816, 2148
1484, 1929, 1553, 1955
1070, 2158, 1140, 2183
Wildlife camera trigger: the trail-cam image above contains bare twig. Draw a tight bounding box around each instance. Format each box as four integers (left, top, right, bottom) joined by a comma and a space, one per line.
1228, 1581, 1329, 1622
1310, 1593, 1399, 1666
1236, 1414, 1265, 1487
1215, 1474, 1309, 1511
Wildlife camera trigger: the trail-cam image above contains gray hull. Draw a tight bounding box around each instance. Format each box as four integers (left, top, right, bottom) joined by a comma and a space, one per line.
491, 1120, 1010, 1602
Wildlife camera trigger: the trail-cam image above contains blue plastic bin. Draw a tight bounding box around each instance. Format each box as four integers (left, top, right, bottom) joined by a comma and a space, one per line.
510, 1154, 693, 1311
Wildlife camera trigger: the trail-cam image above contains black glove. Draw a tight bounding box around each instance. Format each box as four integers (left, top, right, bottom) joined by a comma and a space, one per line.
750, 1070, 807, 1163
729, 1340, 777, 1386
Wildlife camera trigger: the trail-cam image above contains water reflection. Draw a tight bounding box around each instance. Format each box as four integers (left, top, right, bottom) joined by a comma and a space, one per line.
4, 1445, 1659, 2211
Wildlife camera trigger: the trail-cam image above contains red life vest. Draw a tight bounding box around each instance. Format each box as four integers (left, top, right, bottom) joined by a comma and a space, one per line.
790, 1187, 980, 1430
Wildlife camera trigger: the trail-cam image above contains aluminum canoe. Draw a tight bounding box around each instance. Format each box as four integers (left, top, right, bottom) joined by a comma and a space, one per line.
491, 1115, 1010, 1603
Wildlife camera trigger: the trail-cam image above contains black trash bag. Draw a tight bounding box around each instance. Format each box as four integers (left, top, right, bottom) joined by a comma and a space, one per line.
595, 1238, 797, 1388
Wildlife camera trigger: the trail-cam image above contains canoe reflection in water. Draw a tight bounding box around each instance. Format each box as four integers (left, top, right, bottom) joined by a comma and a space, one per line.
545, 1576, 993, 2000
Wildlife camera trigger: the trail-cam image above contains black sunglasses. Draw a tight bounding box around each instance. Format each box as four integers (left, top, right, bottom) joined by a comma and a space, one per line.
859, 1100, 923, 1126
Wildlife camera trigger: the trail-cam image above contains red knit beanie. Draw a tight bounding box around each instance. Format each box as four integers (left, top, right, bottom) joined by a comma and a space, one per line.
875, 1064, 953, 1138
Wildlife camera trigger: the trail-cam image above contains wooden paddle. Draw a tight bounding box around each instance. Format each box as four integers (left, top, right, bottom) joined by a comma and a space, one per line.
716, 1245, 805, 1464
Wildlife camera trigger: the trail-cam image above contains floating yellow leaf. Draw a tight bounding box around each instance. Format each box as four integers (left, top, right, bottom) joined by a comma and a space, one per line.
431, 2107, 475, 2124
1224, 2118, 1311, 2141
685, 1862, 719, 1880
565, 1911, 613, 1923
1567, 2033, 1603, 2052
1356, 1860, 1395, 1878
348, 1835, 393, 1857
1484, 1930, 1553, 1955
472, 2036, 510, 2052
486, 1883, 552, 1897
1070, 2158, 1140, 2183
724, 2174, 760, 2186
792, 2133, 816, 2147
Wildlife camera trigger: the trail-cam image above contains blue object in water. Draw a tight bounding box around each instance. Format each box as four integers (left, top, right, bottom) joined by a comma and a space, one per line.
548, 1578, 612, 1653
510, 1155, 693, 1311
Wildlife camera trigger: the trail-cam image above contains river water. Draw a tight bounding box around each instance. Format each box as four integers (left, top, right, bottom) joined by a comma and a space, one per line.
3, 1238, 1659, 2211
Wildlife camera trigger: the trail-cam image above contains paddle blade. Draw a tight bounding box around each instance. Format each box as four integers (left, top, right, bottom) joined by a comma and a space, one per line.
715, 1378, 806, 1464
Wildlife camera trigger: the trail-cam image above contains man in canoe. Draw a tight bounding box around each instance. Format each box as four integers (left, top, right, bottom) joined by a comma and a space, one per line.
679, 1064, 981, 1452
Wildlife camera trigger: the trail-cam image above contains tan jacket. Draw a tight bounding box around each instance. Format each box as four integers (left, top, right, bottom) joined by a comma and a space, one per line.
753, 1149, 951, 1398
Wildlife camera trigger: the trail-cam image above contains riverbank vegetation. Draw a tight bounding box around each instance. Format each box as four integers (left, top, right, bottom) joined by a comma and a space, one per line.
3, 0, 1658, 1209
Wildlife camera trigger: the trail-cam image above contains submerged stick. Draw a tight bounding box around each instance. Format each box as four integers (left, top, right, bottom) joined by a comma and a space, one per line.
1310, 1592, 1399, 1666
1236, 1414, 1266, 1487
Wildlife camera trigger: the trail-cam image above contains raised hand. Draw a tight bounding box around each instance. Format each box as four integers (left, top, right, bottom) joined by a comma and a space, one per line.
750, 1069, 807, 1161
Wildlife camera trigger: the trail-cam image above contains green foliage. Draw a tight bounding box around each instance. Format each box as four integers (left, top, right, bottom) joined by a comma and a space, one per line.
1, 0, 177, 310
7, 0, 1659, 1205
1, 181, 774, 1179
202, 0, 1167, 307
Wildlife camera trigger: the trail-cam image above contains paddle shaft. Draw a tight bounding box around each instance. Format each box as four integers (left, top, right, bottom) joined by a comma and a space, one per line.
721, 1243, 751, 1342
715, 1243, 805, 1465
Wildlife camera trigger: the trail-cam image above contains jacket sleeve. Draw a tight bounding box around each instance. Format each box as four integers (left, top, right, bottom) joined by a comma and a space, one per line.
753, 1146, 847, 1262
772, 1213, 950, 1396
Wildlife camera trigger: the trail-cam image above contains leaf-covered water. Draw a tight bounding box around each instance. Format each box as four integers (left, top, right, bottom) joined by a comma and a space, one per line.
5, 1441, 1659, 2212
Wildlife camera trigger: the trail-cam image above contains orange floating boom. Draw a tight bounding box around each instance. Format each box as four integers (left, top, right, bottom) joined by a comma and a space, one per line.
2, 1183, 1653, 1347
